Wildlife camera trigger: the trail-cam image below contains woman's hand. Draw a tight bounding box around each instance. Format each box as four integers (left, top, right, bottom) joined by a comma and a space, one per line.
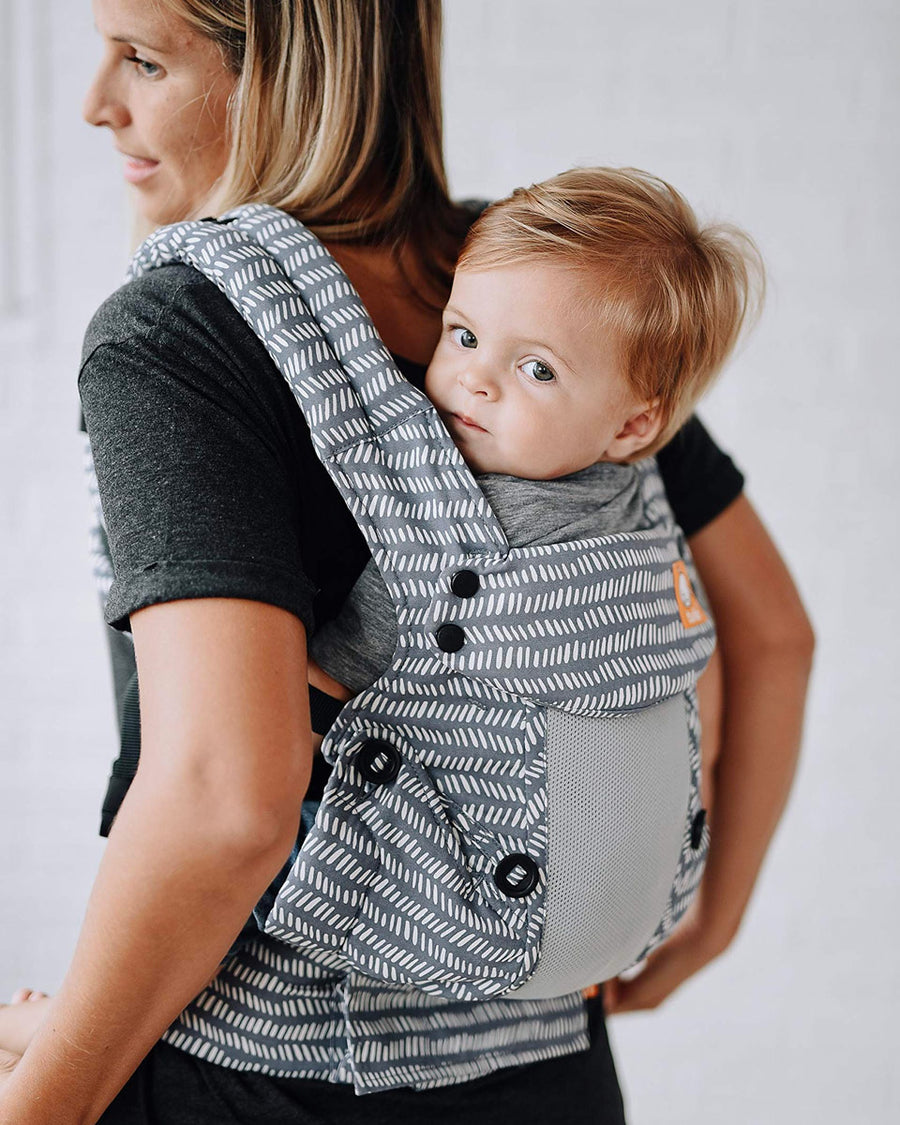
598, 906, 723, 1015
0, 993, 51, 1058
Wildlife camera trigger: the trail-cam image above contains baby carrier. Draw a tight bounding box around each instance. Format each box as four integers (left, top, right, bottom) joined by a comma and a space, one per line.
88, 205, 715, 1002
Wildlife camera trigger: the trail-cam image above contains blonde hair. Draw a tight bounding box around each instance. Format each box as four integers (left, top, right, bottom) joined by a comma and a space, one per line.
157, 0, 469, 302
458, 167, 764, 455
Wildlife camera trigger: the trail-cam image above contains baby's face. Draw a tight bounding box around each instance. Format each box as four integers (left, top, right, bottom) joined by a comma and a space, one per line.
425, 263, 647, 479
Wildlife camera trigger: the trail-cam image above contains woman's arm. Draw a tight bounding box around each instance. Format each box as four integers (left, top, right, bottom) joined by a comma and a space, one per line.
0, 598, 313, 1125
604, 494, 815, 1012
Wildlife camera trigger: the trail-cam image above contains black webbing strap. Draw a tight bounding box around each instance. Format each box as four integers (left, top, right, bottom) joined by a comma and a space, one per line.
99, 671, 141, 837
99, 679, 345, 836
308, 685, 346, 736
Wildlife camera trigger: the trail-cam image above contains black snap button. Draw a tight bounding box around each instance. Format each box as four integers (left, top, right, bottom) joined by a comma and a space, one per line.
436, 623, 466, 653
493, 853, 540, 898
356, 739, 401, 784
450, 569, 480, 598
691, 809, 707, 850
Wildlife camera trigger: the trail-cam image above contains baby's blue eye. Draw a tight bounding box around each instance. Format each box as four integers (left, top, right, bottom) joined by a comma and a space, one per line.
451, 327, 478, 349
521, 359, 555, 383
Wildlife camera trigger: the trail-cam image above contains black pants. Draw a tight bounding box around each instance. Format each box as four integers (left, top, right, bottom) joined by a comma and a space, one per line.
99, 996, 625, 1124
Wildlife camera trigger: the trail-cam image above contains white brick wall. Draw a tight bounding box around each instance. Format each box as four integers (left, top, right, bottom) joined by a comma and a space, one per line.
2, 1, 897, 1120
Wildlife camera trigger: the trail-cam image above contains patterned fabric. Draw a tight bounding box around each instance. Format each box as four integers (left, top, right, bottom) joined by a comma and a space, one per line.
161, 938, 592, 1091
82, 204, 715, 1089
83, 429, 114, 606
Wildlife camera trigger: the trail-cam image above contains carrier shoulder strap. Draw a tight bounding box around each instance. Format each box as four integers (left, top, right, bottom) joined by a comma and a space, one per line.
130, 206, 714, 709
130, 205, 510, 561
90, 205, 715, 831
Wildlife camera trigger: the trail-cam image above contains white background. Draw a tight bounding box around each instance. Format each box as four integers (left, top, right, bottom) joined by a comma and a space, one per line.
1, 1, 898, 1121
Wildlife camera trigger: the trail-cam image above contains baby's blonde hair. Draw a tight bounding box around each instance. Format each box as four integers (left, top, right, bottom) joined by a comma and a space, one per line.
458, 168, 764, 455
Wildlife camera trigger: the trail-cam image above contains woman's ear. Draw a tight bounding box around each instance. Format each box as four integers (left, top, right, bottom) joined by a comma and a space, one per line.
605, 398, 663, 460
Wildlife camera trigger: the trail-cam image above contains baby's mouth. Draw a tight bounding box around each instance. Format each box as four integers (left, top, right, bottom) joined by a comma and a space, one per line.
452, 413, 488, 433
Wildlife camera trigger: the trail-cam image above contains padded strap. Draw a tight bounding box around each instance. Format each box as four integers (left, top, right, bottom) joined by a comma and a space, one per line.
128, 206, 510, 558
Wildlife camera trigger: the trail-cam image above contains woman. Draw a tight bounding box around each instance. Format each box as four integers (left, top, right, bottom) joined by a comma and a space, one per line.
0, 1, 813, 1121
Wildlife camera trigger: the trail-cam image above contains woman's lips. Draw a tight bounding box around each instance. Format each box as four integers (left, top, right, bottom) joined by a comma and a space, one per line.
122, 156, 160, 184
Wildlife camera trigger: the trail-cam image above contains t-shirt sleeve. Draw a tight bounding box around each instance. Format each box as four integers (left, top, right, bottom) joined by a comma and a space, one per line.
655, 415, 745, 538
309, 558, 398, 694
78, 264, 317, 633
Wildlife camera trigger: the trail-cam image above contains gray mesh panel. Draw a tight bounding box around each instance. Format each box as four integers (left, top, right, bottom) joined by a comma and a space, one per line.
509, 695, 691, 999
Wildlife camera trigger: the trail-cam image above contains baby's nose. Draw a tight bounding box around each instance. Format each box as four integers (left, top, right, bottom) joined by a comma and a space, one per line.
459, 365, 499, 399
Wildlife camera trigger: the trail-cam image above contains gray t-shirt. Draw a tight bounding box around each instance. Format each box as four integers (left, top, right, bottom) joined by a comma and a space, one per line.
310, 460, 645, 692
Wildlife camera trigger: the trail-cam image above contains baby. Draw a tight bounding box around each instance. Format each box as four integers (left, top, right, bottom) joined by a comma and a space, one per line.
0, 167, 761, 1048
306, 165, 761, 703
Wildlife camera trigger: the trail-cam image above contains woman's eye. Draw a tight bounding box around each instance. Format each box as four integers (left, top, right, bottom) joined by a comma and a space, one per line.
125, 55, 162, 78
521, 359, 556, 383
451, 327, 478, 349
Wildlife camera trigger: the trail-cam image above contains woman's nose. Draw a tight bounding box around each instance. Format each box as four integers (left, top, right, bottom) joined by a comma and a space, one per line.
458, 363, 499, 400
82, 66, 130, 130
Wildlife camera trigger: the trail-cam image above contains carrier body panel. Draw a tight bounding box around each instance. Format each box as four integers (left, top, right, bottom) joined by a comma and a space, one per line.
109, 205, 714, 1000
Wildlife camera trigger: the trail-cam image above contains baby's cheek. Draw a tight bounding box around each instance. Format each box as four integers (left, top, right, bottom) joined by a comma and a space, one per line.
423, 360, 447, 405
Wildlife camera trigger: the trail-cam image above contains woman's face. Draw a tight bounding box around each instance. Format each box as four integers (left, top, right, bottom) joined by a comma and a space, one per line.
83, 0, 238, 226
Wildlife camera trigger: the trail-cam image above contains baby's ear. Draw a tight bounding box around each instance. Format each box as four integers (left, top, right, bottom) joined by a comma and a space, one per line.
606, 398, 663, 461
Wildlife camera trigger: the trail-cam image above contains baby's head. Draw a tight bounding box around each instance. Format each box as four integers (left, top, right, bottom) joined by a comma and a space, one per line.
425, 167, 763, 479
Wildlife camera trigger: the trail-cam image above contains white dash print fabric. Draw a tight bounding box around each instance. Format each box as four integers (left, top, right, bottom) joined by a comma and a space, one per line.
86, 204, 716, 1086
126, 204, 715, 997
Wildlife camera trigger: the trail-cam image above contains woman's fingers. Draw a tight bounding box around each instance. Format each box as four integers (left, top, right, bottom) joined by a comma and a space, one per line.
10, 990, 48, 1005
584, 929, 718, 1014
599, 917, 720, 1015
0, 995, 53, 1056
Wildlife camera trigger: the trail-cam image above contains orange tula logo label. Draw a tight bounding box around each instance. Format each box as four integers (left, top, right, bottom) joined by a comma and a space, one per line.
672, 561, 707, 629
